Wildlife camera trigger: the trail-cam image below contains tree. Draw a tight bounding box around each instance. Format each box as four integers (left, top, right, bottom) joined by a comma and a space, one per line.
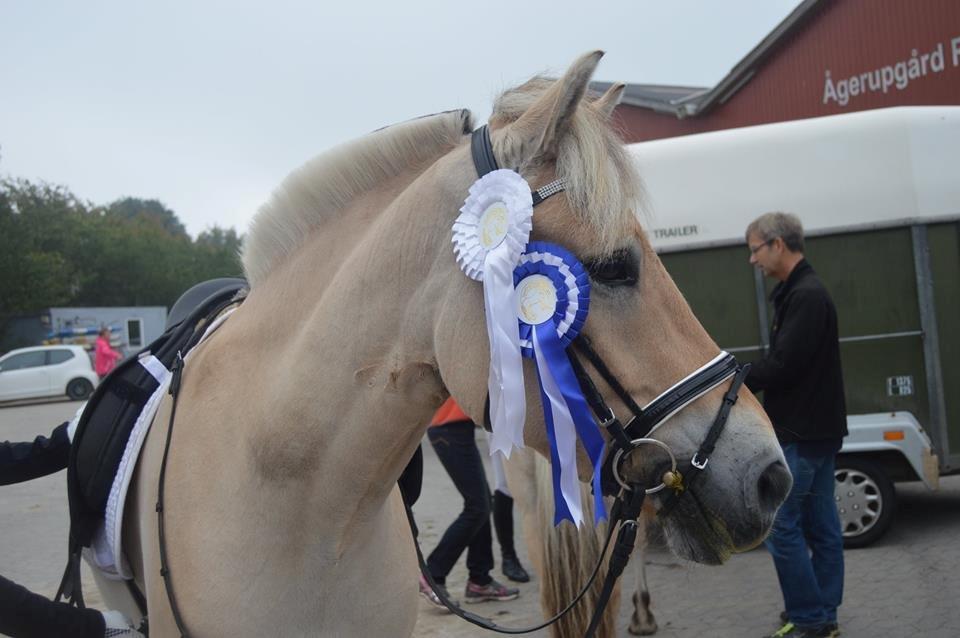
0, 178, 90, 313
106, 197, 189, 239
0, 177, 245, 316
193, 226, 244, 281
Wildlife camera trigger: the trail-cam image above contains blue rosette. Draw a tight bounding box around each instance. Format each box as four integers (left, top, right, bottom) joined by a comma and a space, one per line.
514, 242, 606, 526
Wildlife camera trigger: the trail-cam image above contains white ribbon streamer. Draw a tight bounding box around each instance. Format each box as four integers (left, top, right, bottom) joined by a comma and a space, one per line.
533, 324, 584, 526
485, 242, 526, 458
451, 169, 533, 459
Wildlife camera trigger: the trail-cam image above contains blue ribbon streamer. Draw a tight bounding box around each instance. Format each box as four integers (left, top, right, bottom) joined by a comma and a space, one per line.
534, 368, 575, 525
534, 323, 608, 524
515, 241, 607, 525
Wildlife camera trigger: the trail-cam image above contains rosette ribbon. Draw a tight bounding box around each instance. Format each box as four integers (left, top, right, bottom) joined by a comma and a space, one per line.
452, 169, 533, 458
514, 242, 606, 526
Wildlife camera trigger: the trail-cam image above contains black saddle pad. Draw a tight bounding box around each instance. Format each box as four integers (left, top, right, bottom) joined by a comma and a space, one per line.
66, 279, 247, 550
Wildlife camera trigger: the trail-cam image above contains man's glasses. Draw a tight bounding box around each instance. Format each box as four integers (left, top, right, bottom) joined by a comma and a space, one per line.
749, 239, 773, 255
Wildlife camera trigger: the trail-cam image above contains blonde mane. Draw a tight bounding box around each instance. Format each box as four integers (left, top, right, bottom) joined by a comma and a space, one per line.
241, 109, 474, 286
492, 78, 645, 252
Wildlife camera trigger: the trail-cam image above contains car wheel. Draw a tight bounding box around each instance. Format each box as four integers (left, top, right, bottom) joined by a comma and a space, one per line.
835, 456, 896, 549
66, 378, 94, 401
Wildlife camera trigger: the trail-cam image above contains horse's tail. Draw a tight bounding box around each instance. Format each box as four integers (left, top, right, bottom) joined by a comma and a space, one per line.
528, 452, 620, 638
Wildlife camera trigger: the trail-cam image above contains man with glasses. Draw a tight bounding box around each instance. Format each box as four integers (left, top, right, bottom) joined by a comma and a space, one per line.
745, 212, 846, 638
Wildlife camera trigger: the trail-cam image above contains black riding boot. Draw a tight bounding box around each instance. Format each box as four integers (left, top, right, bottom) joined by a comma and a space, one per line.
493, 490, 530, 582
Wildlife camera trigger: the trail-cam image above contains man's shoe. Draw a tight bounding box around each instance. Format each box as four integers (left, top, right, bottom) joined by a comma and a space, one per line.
501, 556, 530, 583
464, 578, 520, 603
418, 573, 457, 611
764, 621, 839, 638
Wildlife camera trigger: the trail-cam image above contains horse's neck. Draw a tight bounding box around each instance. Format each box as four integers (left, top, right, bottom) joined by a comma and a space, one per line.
234, 167, 458, 520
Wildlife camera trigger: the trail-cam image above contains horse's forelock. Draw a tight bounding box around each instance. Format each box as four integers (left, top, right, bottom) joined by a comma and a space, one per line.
492, 77, 645, 253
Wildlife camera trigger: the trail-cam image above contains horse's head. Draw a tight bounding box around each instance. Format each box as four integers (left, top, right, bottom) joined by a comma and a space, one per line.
432, 51, 789, 564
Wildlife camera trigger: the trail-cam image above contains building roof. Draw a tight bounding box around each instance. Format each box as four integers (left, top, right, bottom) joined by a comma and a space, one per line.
592, 0, 826, 119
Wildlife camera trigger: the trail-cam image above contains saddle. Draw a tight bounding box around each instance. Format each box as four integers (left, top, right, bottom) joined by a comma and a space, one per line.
57, 278, 247, 608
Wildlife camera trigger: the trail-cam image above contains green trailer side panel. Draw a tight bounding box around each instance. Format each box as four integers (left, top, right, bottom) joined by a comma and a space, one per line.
838, 338, 929, 423
751, 228, 930, 425
660, 226, 951, 461
929, 222, 960, 457
659, 246, 761, 352
781, 228, 922, 336
804, 228, 928, 424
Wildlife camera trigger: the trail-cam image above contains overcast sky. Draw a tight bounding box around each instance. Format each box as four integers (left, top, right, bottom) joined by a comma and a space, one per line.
1, 1, 800, 238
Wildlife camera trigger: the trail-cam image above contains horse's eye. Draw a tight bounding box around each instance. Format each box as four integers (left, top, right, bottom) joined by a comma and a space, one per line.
585, 250, 638, 287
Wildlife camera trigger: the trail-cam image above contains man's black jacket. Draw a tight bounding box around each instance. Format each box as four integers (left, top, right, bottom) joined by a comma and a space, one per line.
746, 259, 848, 444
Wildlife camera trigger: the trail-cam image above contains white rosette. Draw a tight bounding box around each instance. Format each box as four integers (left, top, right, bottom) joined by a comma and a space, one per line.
452, 169, 533, 459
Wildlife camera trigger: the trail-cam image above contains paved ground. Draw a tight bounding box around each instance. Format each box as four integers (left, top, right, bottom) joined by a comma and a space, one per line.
2, 400, 959, 637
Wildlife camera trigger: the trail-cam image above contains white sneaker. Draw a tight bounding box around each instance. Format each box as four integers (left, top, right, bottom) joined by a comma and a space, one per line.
101, 610, 145, 637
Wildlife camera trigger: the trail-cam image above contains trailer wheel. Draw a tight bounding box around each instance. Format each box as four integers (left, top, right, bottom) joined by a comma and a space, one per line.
834, 456, 896, 548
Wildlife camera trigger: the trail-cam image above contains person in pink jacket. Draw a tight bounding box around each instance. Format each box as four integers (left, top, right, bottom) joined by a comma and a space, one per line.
94, 328, 121, 379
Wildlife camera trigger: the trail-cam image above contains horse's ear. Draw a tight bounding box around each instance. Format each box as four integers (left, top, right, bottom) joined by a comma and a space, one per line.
494, 50, 603, 168
592, 82, 625, 120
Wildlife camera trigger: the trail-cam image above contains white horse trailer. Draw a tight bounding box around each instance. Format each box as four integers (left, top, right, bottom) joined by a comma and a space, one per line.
631, 106, 960, 546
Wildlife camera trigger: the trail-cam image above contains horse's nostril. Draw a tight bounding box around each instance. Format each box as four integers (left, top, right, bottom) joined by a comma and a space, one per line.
756, 460, 792, 511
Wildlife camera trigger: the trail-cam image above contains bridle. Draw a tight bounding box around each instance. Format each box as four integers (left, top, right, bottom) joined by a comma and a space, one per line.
414, 125, 752, 636
469, 123, 750, 508
570, 335, 749, 512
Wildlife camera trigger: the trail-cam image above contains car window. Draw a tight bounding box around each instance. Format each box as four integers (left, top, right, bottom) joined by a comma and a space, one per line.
47, 349, 75, 365
1, 351, 47, 371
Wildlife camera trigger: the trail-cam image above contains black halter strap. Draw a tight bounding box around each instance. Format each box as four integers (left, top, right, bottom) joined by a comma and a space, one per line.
471, 125, 500, 176
471, 124, 566, 206
658, 363, 751, 516
566, 334, 744, 498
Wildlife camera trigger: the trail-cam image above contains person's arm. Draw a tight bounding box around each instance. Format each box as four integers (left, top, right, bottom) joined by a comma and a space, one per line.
0, 574, 106, 638
0, 422, 71, 486
746, 288, 830, 393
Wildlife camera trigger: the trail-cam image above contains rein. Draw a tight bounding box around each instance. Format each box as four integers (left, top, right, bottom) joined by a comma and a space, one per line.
402, 484, 645, 636
155, 298, 243, 638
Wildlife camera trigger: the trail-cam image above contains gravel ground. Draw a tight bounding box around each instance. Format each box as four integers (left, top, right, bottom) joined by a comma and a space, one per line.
3, 400, 959, 637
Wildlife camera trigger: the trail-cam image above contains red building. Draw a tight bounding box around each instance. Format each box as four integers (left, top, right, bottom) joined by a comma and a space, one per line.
594, 0, 960, 142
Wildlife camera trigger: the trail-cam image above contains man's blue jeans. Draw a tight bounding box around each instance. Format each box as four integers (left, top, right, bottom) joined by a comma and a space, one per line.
764, 442, 844, 628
